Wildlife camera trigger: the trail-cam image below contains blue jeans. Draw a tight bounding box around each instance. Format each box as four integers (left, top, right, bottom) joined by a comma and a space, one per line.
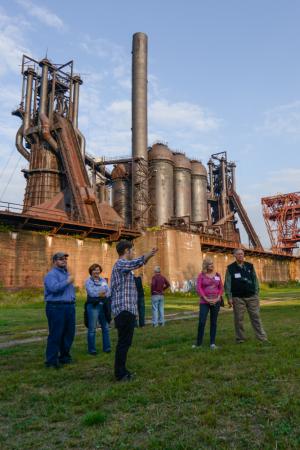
152, 295, 164, 326
45, 302, 76, 365
87, 303, 111, 353
196, 302, 220, 345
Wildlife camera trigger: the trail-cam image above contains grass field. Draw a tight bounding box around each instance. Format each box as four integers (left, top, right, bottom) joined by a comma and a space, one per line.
0, 288, 300, 449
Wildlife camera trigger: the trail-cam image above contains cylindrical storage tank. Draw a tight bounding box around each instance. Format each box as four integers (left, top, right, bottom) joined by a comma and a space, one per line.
173, 153, 191, 218
111, 164, 131, 227
149, 143, 174, 226
190, 160, 208, 223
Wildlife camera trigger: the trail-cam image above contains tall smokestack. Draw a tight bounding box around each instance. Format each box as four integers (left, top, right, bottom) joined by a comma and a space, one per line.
132, 32, 148, 228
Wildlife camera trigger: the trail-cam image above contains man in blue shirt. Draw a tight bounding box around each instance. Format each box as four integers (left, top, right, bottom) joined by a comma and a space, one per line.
44, 252, 76, 368
111, 240, 157, 381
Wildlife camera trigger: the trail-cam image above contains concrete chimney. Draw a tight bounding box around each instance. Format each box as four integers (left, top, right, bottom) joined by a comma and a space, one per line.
131, 32, 148, 228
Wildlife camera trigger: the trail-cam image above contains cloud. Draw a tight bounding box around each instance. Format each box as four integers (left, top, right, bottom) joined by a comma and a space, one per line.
149, 100, 220, 132
78, 34, 221, 159
0, 8, 30, 76
80, 35, 130, 90
16, 0, 65, 30
248, 168, 300, 196
267, 168, 300, 186
260, 101, 300, 135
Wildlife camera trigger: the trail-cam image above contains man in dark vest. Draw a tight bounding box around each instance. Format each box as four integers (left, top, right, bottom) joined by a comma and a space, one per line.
225, 248, 268, 343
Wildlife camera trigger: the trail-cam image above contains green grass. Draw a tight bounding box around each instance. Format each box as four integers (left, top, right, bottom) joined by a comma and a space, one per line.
0, 296, 300, 449
0, 283, 299, 338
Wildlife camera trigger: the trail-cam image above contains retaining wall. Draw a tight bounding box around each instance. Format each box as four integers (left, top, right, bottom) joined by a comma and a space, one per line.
0, 230, 299, 289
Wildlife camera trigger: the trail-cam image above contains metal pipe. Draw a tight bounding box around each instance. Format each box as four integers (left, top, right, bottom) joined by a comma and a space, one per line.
72, 75, 82, 129
220, 157, 227, 217
132, 32, 148, 227
39, 112, 58, 151
132, 32, 148, 160
76, 128, 86, 158
16, 126, 30, 161
72, 75, 85, 158
23, 68, 35, 132
48, 70, 56, 124
39, 59, 51, 118
231, 163, 236, 191
208, 159, 214, 195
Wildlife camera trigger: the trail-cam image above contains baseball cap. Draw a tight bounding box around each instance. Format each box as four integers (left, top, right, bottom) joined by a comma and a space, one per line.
52, 252, 69, 261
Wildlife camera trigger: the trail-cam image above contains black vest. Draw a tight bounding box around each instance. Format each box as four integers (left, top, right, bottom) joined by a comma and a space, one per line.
228, 261, 256, 297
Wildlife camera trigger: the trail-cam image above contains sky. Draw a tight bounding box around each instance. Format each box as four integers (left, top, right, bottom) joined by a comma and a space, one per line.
0, 0, 299, 248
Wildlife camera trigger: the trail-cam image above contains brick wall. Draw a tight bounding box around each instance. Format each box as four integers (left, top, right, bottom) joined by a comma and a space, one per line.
0, 230, 299, 289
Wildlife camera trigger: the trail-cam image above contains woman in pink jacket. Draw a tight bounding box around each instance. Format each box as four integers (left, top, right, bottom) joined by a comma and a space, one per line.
193, 258, 223, 349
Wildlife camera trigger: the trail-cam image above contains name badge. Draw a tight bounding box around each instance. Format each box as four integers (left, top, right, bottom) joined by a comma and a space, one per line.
234, 273, 241, 279
214, 276, 220, 281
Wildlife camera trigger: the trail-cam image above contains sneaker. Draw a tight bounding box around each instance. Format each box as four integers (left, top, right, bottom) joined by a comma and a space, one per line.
88, 351, 97, 356
236, 339, 245, 344
152, 324, 158, 328
192, 344, 201, 349
210, 344, 218, 350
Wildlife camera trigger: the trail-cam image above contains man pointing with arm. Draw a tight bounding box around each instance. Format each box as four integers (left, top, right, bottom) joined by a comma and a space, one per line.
110, 240, 158, 381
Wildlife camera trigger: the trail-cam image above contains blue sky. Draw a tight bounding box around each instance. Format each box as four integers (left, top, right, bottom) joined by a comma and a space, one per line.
0, 0, 299, 247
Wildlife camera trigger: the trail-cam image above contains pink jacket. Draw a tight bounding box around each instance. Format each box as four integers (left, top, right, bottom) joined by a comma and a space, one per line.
196, 272, 223, 304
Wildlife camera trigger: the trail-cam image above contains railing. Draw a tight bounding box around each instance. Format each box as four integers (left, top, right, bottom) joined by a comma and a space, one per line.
0, 201, 76, 222
0, 201, 138, 233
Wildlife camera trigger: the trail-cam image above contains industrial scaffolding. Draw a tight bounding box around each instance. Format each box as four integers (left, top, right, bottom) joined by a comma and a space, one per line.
262, 192, 300, 254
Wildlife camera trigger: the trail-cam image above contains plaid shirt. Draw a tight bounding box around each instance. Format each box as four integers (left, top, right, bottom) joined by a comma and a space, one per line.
110, 256, 145, 317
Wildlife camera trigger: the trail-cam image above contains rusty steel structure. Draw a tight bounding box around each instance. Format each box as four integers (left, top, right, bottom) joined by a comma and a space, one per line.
11, 54, 126, 236
0, 33, 264, 249
207, 152, 262, 249
262, 192, 300, 254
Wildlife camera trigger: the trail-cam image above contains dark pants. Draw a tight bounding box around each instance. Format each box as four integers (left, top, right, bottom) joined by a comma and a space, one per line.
45, 303, 76, 366
135, 296, 145, 327
197, 302, 220, 346
114, 311, 136, 380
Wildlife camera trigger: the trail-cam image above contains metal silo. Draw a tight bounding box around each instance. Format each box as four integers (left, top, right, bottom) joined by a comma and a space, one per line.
173, 152, 191, 218
190, 160, 208, 223
111, 164, 131, 227
149, 143, 174, 226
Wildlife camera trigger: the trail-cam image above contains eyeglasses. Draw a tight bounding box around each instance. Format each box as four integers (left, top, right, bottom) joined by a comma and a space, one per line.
57, 257, 68, 261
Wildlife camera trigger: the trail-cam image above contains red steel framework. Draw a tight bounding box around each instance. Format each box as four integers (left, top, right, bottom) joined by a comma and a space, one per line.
261, 192, 300, 254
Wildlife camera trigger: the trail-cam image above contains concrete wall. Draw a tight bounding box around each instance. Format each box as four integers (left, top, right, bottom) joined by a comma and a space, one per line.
202, 251, 297, 283
0, 230, 299, 290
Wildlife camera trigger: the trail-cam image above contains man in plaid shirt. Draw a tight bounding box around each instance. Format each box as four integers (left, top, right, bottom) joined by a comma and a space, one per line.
111, 240, 157, 381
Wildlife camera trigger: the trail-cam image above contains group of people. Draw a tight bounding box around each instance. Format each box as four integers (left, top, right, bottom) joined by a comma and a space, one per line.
44, 243, 268, 381
194, 248, 268, 350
